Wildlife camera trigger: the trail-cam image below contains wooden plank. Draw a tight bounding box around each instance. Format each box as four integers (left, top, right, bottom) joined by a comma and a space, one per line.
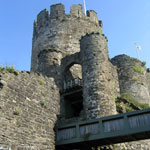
57, 127, 76, 141
80, 122, 99, 136
128, 113, 150, 128
103, 118, 124, 132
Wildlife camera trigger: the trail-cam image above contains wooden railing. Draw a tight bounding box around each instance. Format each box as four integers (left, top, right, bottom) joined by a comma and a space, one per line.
55, 109, 150, 149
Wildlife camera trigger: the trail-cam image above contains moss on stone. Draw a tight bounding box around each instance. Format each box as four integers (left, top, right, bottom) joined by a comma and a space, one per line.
13, 109, 21, 115
142, 61, 146, 67
40, 100, 47, 107
0, 66, 20, 75
116, 93, 150, 113
132, 65, 144, 75
65, 53, 71, 57
37, 79, 44, 85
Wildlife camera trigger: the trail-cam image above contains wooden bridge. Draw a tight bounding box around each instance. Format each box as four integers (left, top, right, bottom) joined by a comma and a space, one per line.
55, 108, 150, 149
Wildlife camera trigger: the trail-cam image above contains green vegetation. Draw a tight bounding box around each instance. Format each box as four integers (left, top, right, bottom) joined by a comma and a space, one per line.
124, 103, 134, 112
134, 58, 141, 63
0, 66, 20, 75
65, 53, 71, 57
130, 77, 138, 82
117, 67, 120, 72
37, 80, 44, 85
40, 100, 47, 107
13, 109, 21, 115
132, 65, 144, 75
41, 92, 46, 97
116, 93, 150, 113
116, 102, 123, 113
142, 61, 146, 67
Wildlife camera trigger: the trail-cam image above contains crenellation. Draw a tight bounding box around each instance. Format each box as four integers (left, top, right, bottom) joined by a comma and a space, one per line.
87, 10, 99, 24
36, 9, 49, 28
50, 3, 65, 19
99, 20, 103, 33
70, 4, 84, 17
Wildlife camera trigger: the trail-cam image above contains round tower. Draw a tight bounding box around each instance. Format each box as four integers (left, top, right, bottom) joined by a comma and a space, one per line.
80, 33, 117, 119
111, 54, 150, 104
31, 3, 102, 87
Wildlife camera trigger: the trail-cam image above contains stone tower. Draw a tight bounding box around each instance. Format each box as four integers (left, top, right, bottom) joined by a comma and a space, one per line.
81, 33, 117, 118
31, 3, 118, 120
31, 3, 102, 87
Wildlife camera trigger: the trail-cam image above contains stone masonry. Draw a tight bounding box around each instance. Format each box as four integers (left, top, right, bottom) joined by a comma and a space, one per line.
81, 33, 117, 118
0, 71, 60, 150
1, 3, 150, 150
32, 3, 102, 87
111, 54, 150, 104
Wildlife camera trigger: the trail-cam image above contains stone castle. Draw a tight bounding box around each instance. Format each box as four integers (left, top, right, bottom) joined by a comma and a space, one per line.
0, 3, 150, 150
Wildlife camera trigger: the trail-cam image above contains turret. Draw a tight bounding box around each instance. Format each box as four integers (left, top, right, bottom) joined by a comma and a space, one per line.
111, 54, 150, 104
81, 33, 117, 118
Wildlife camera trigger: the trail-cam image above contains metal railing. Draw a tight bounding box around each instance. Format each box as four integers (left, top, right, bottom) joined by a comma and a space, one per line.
63, 78, 82, 92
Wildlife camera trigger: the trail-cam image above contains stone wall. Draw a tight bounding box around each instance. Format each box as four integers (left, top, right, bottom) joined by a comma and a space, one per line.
146, 69, 150, 93
0, 71, 60, 150
80, 33, 117, 118
111, 54, 150, 104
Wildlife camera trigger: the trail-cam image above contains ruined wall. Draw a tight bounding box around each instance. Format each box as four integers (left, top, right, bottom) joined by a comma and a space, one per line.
110, 55, 150, 150
0, 71, 60, 150
80, 33, 118, 118
146, 69, 150, 93
111, 54, 150, 104
31, 3, 102, 87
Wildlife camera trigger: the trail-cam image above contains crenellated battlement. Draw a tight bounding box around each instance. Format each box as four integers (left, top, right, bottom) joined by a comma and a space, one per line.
34, 3, 100, 33
70, 4, 84, 17
50, 3, 65, 19
87, 10, 99, 24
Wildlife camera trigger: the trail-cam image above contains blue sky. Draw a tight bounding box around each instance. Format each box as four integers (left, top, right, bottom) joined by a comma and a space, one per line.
0, 0, 150, 71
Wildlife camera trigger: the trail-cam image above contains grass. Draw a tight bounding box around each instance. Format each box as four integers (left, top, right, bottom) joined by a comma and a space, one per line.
13, 109, 21, 115
142, 61, 146, 67
117, 67, 120, 72
120, 93, 150, 109
37, 80, 44, 85
0, 66, 20, 75
40, 100, 47, 107
65, 53, 71, 57
132, 65, 145, 75
116, 93, 150, 113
